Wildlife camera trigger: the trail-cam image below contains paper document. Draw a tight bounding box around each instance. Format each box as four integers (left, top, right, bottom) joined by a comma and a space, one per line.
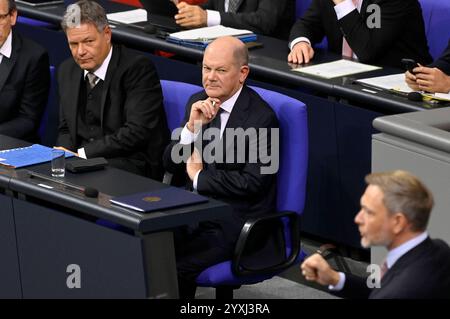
423, 92, 450, 102
107, 9, 147, 24
356, 73, 413, 93
292, 59, 381, 79
169, 25, 253, 41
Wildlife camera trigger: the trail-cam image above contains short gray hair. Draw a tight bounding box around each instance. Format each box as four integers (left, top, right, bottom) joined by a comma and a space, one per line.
365, 170, 434, 232
7, 0, 17, 12
61, 0, 108, 33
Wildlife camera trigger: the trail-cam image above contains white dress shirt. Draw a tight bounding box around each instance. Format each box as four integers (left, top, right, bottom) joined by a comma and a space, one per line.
180, 86, 243, 190
206, 0, 231, 27
0, 30, 13, 64
329, 232, 429, 291
77, 46, 113, 159
290, 0, 363, 60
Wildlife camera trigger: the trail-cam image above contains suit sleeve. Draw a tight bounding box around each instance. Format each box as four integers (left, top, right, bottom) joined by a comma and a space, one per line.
430, 41, 450, 75
338, 0, 421, 63
335, 273, 371, 299
82, 58, 166, 159
56, 65, 74, 149
0, 50, 50, 138
289, 0, 326, 45
197, 112, 278, 199
204, 0, 287, 36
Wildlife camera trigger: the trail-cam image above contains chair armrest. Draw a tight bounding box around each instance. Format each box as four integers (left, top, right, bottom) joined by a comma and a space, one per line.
232, 211, 301, 277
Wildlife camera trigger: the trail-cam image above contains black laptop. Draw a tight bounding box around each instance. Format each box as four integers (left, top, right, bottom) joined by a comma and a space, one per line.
131, 0, 180, 33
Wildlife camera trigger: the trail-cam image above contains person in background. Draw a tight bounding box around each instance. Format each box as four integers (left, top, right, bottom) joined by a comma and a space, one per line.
288, 0, 432, 68
57, 0, 169, 179
405, 41, 450, 94
0, 0, 49, 142
173, 0, 294, 39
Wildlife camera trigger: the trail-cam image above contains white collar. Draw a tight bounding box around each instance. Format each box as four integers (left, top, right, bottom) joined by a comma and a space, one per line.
0, 30, 13, 59
386, 232, 428, 269
83, 46, 113, 81
219, 86, 243, 114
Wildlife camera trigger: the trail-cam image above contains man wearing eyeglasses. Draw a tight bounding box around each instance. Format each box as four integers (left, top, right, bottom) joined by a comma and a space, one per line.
0, 0, 50, 142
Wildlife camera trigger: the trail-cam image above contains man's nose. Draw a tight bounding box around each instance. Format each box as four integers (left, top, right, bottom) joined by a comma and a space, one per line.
77, 43, 86, 56
354, 210, 363, 225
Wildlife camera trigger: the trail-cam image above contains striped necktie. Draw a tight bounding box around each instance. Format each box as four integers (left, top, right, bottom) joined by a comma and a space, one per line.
228, 0, 240, 13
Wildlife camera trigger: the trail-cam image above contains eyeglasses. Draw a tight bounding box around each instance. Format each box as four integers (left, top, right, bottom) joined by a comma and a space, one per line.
0, 11, 10, 25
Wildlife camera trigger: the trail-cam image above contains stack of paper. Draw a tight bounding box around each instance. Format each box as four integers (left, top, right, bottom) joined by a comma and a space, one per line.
357, 73, 450, 102
167, 25, 257, 49
356, 73, 413, 93
292, 59, 381, 79
0, 144, 75, 168
107, 9, 147, 24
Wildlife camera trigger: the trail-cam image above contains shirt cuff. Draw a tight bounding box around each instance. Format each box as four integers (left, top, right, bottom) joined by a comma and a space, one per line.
77, 147, 87, 159
328, 272, 346, 291
290, 37, 311, 50
206, 10, 221, 26
193, 169, 201, 190
180, 123, 200, 145
334, 0, 357, 20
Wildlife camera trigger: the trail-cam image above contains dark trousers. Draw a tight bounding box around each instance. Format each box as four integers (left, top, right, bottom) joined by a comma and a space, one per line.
174, 222, 233, 298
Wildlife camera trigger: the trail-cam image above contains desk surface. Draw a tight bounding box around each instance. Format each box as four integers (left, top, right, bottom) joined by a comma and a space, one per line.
0, 135, 230, 233
16, 0, 446, 114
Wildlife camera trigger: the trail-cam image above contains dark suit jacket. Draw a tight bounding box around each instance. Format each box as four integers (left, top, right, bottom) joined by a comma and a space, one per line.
289, 0, 432, 68
0, 31, 49, 142
339, 238, 450, 299
164, 85, 278, 247
431, 41, 450, 75
202, 0, 294, 39
57, 45, 169, 179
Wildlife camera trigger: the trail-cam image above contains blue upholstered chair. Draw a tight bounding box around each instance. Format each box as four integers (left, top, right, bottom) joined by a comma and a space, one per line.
195, 86, 308, 299
39, 66, 58, 146
160, 80, 203, 132
419, 0, 450, 60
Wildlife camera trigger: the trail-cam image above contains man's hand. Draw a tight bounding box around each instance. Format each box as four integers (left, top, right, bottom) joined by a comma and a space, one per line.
405, 70, 420, 91
187, 147, 203, 181
410, 66, 450, 94
53, 146, 78, 157
301, 253, 340, 286
175, 2, 207, 28
187, 98, 221, 133
288, 41, 315, 64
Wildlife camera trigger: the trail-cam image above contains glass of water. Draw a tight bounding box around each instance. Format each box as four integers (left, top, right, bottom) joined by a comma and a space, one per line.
51, 149, 65, 177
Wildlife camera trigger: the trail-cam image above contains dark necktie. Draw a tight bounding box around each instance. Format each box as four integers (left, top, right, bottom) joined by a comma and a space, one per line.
86, 72, 99, 90
228, 0, 240, 13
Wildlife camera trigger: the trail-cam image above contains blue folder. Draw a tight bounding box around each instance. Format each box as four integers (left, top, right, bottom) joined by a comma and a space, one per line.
0, 144, 75, 168
110, 186, 209, 213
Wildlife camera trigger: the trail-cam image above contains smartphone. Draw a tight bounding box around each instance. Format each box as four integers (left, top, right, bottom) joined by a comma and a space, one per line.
401, 58, 420, 74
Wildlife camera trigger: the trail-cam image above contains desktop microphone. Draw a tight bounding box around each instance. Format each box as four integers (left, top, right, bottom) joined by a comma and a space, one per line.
84, 186, 99, 198
407, 91, 423, 102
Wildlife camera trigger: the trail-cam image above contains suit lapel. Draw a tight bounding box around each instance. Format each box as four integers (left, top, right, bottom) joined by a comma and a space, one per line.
224, 86, 250, 131
0, 32, 19, 92
100, 45, 119, 128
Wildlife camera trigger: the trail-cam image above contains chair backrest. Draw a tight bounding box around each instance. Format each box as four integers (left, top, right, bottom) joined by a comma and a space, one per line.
160, 80, 203, 132
39, 66, 59, 146
295, 0, 312, 20
249, 86, 308, 216
419, 0, 450, 60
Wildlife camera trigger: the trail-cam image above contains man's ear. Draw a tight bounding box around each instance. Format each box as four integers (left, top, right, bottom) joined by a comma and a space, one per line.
392, 212, 409, 235
239, 65, 250, 84
10, 9, 17, 26
104, 25, 112, 44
